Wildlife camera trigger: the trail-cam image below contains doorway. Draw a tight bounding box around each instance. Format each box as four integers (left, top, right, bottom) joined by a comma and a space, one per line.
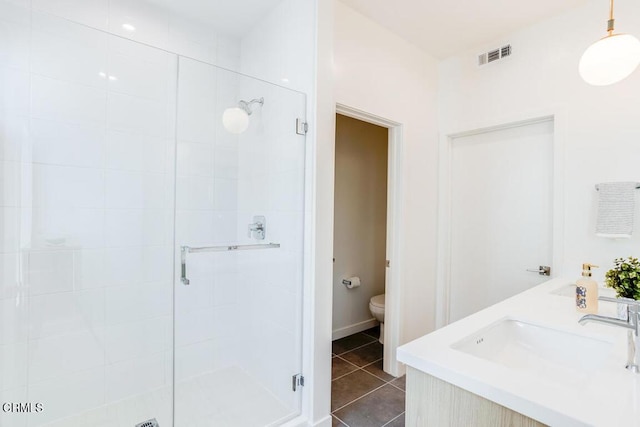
332, 105, 404, 377
439, 116, 560, 324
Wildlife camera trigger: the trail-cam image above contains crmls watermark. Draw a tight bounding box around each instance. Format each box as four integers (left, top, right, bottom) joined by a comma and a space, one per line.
2, 402, 44, 413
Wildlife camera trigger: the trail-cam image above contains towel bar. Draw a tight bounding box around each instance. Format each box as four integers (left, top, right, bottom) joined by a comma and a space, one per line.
595, 183, 640, 190
180, 243, 280, 285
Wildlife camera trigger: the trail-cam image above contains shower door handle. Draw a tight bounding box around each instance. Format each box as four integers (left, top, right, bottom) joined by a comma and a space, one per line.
180, 243, 280, 285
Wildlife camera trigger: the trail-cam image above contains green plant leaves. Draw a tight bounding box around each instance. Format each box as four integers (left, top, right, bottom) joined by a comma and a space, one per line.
605, 257, 640, 300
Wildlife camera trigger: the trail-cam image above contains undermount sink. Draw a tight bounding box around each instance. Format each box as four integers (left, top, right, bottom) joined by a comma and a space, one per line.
452, 318, 613, 385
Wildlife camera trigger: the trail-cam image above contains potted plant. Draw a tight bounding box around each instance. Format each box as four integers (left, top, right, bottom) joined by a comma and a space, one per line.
605, 256, 640, 301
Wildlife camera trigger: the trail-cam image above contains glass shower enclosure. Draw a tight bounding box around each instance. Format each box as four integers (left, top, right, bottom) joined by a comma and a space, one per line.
0, 10, 306, 425
172, 58, 306, 426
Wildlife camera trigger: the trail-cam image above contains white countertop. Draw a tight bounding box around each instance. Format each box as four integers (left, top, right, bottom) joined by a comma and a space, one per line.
397, 277, 640, 427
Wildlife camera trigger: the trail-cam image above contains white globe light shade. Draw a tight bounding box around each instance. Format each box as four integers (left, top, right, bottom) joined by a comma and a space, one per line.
222, 107, 249, 134
579, 33, 640, 86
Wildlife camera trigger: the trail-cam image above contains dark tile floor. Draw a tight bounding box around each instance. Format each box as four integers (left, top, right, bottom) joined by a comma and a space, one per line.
331, 327, 406, 427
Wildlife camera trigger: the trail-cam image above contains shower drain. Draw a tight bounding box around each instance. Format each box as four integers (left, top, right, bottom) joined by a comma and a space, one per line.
135, 419, 159, 427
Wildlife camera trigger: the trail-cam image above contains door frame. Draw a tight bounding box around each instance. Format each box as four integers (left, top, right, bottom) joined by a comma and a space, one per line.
436, 111, 566, 328
335, 103, 405, 377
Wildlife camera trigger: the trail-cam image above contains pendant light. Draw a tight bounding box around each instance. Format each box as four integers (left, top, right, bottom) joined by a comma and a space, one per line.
579, 0, 640, 86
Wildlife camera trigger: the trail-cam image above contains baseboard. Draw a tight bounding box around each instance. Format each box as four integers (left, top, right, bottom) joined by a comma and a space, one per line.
332, 318, 379, 341
311, 415, 332, 427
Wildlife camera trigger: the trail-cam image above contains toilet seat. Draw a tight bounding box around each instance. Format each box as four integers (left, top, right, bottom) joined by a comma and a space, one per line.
370, 294, 385, 309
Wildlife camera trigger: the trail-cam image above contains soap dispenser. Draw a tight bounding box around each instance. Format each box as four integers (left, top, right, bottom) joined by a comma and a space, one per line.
576, 263, 599, 314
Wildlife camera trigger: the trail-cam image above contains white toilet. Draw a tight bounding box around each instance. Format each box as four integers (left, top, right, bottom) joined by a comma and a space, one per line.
369, 294, 385, 344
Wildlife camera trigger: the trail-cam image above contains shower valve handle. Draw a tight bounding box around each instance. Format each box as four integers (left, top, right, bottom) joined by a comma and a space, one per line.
248, 216, 266, 240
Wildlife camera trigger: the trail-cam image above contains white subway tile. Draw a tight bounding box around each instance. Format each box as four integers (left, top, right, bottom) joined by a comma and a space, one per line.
108, 33, 168, 64
106, 129, 168, 173
213, 146, 238, 179
26, 250, 74, 295
175, 210, 215, 245
0, 7, 30, 71
212, 271, 238, 307
212, 211, 237, 244
174, 307, 213, 347
0, 0, 30, 25
32, 0, 108, 30
104, 209, 169, 247
0, 115, 28, 162
0, 386, 27, 427
175, 264, 214, 312
105, 282, 171, 325
28, 329, 105, 384
0, 341, 26, 391
0, 252, 20, 300
31, 208, 105, 249
213, 178, 237, 211
0, 68, 29, 116
0, 296, 27, 345
32, 75, 106, 126
269, 169, 304, 212
0, 161, 19, 207
31, 12, 108, 88
32, 164, 105, 209
107, 50, 170, 102
27, 367, 105, 426
73, 249, 107, 290
31, 119, 106, 168
177, 59, 216, 144
105, 352, 165, 402
141, 245, 171, 283
107, 92, 168, 138
0, 207, 20, 253
105, 316, 169, 364
176, 175, 214, 211
103, 247, 142, 287
28, 289, 105, 339
177, 141, 214, 177
105, 170, 167, 210
108, 0, 169, 49
174, 340, 214, 381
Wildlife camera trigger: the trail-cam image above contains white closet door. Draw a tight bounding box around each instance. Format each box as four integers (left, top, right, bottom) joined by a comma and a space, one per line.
449, 119, 554, 323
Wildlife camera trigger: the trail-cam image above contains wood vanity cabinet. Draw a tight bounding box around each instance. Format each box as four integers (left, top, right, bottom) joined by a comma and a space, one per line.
405, 367, 548, 427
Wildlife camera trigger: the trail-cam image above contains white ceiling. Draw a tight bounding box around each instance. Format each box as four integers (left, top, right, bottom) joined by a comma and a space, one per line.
339, 0, 588, 58
148, 0, 284, 37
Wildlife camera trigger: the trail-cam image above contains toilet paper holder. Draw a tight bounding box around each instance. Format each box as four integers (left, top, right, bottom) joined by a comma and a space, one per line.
342, 276, 361, 289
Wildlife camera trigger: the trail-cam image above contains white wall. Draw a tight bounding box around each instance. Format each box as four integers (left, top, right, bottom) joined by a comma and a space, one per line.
333, 114, 387, 338
0, 0, 320, 425
0, 2, 179, 424
438, 0, 640, 283
333, 2, 440, 347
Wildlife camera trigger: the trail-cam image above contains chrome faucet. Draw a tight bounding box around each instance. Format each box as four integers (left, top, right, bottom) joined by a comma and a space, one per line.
247, 215, 266, 240
579, 295, 640, 373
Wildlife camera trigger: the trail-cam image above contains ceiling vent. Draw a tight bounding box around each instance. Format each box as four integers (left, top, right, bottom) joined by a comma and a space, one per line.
478, 44, 512, 66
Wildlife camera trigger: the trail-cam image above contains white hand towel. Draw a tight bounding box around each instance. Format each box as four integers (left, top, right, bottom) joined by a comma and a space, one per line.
596, 182, 638, 239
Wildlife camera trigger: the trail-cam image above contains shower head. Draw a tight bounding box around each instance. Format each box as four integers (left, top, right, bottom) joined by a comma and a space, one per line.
237, 97, 264, 115
222, 97, 264, 134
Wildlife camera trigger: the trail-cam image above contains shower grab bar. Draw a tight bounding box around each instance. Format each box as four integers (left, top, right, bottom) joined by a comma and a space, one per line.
180, 243, 280, 285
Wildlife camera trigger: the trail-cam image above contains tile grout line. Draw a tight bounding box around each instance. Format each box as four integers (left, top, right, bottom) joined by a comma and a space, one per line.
332, 413, 351, 427
333, 337, 378, 356
331, 381, 389, 413
333, 356, 402, 385
381, 411, 405, 427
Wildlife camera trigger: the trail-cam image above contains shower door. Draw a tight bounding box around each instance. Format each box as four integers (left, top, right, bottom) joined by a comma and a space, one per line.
173, 57, 306, 426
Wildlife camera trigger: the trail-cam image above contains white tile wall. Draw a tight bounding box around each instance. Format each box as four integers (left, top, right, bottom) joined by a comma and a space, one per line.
31, 119, 106, 169
32, 0, 109, 30
0, 0, 311, 424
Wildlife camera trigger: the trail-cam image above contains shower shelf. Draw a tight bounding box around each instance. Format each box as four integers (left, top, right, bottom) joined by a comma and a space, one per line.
180, 243, 280, 285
